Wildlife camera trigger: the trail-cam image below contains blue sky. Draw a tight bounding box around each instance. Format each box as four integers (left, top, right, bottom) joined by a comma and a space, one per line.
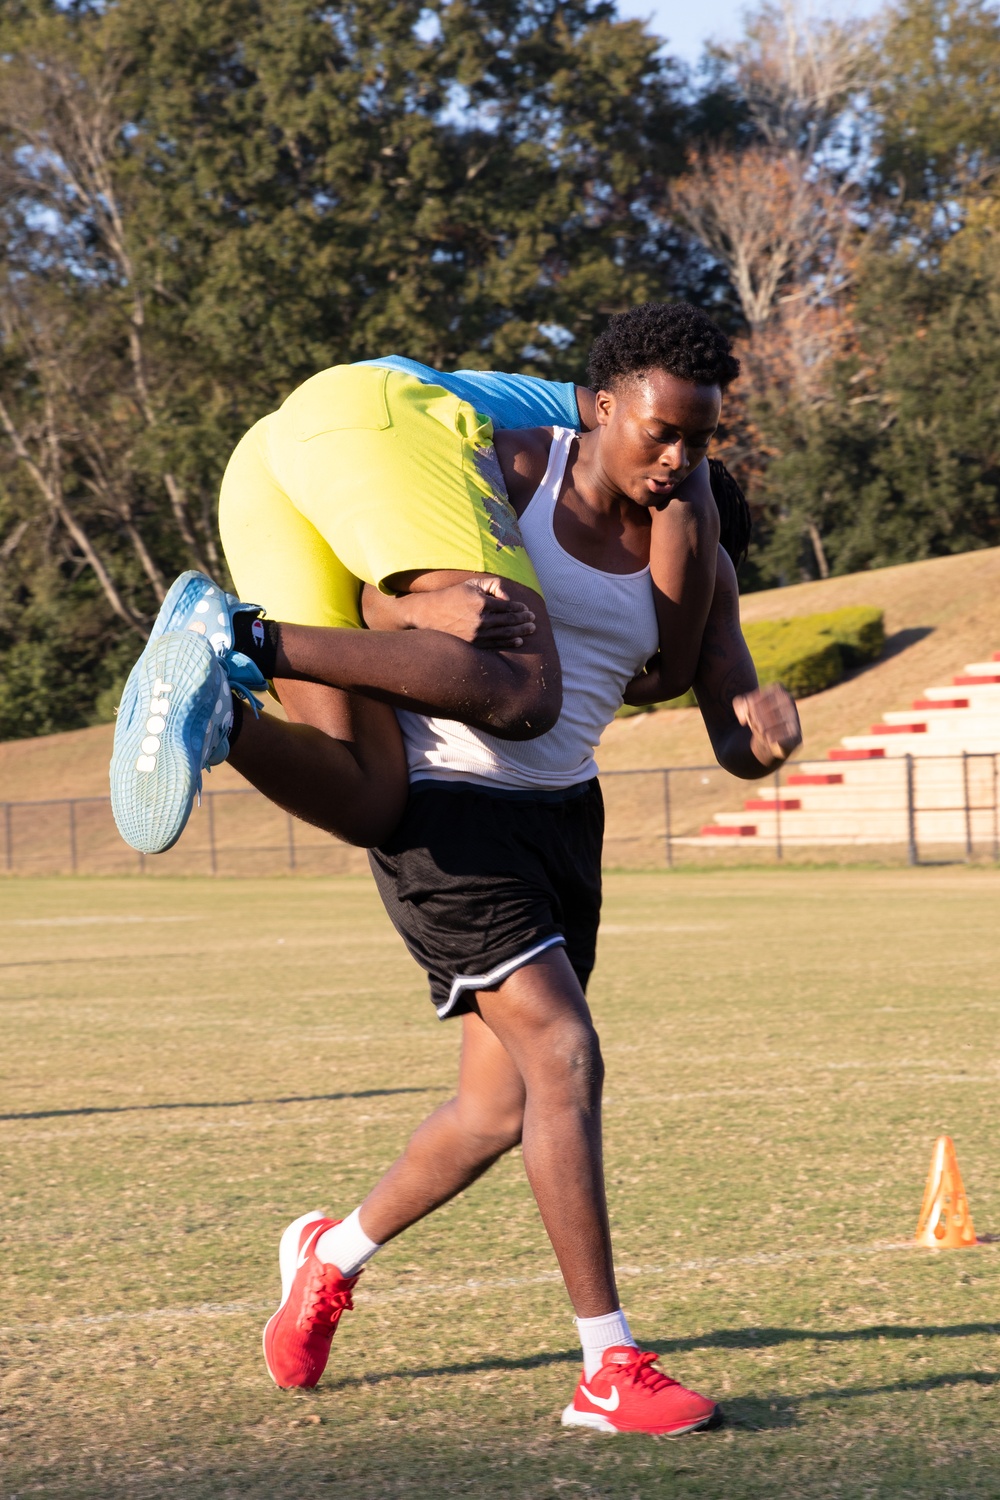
613, 0, 884, 68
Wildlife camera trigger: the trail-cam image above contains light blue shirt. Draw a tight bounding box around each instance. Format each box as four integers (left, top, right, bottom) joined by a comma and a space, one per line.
358, 355, 580, 432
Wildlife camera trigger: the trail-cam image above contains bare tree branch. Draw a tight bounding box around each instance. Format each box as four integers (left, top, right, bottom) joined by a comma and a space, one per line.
0, 390, 142, 628
673, 145, 853, 330
717, 0, 877, 156
2, 51, 211, 575
0, 519, 29, 562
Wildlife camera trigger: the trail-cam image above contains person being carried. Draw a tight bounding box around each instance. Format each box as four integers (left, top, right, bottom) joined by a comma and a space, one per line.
109, 305, 720, 856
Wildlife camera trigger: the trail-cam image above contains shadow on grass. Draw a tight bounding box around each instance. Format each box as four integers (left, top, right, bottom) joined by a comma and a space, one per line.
325, 1319, 997, 1397
844, 625, 935, 682
654, 1321, 1000, 1353
0, 1086, 436, 1122
725, 1367, 1000, 1432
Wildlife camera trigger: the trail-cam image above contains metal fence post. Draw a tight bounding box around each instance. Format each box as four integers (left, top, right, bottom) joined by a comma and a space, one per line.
774, 766, 783, 862
662, 769, 673, 869
905, 754, 918, 866
287, 812, 297, 872
206, 792, 218, 875
993, 754, 999, 864
68, 799, 78, 875
3, 802, 11, 873
962, 751, 972, 859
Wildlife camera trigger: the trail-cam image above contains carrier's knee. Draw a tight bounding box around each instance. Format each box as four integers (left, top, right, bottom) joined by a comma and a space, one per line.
531, 1015, 604, 1109
457, 1099, 524, 1160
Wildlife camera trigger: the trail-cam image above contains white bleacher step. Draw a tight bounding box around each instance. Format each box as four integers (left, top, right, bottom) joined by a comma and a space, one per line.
922, 684, 1000, 705
879, 709, 1000, 733
789, 759, 993, 792
711, 808, 992, 841
695, 645, 1000, 847
745, 787, 915, 812
840, 733, 1000, 755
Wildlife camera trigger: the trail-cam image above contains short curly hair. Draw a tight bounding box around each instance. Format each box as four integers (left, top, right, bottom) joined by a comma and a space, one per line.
587, 302, 740, 393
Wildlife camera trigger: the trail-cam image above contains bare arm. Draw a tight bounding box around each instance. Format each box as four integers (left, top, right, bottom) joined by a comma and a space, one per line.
622, 464, 721, 707
361, 575, 536, 648
645, 458, 719, 700
691, 550, 802, 778
271, 570, 562, 740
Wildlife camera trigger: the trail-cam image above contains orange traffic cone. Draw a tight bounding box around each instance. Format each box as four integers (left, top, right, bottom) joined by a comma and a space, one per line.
915, 1135, 977, 1249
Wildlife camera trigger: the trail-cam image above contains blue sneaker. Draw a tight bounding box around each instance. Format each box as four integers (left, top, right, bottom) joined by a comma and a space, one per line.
110, 630, 234, 855
149, 570, 268, 698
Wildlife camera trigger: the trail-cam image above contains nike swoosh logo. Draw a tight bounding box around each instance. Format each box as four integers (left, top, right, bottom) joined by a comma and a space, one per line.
296, 1223, 326, 1271
580, 1383, 620, 1412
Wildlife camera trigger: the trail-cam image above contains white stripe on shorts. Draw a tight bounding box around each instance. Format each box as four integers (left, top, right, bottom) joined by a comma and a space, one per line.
437, 934, 566, 1019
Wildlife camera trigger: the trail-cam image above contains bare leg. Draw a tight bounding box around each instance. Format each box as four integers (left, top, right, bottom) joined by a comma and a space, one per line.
360, 1012, 525, 1241
227, 680, 408, 846
356, 949, 617, 1319
475, 950, 616, 1318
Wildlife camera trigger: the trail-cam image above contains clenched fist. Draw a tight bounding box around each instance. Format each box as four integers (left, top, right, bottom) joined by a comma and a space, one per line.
732, 683, 802, 768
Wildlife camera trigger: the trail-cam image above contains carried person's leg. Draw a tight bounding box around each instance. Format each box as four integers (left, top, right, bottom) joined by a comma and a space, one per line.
233, 574, 559, 740
111, 366, 560, 855
225, 680, 409, 847
221, 366, 562, 741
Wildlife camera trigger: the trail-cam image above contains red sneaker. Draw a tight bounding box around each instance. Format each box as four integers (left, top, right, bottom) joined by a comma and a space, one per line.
561, 1346, 722, 1435
262, 1211, 360, 1389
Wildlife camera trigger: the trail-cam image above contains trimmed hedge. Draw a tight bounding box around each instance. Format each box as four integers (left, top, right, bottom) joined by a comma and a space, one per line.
618, 604, 884, 715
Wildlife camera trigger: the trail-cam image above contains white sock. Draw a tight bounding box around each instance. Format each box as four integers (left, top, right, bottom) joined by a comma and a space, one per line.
315, 1207, 382, 1277
576, 1308, 637, 1381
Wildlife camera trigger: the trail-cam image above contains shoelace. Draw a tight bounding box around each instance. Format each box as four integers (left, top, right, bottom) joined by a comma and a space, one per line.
623, 1351, 680, 1395
230, 679, 263, 716
297, 1264, 356, 1334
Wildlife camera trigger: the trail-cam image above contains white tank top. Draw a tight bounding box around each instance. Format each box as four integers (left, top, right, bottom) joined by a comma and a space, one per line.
397, 427, 661, 790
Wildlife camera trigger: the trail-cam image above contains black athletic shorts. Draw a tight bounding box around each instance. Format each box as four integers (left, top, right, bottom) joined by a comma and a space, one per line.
368, 778, 603, 1018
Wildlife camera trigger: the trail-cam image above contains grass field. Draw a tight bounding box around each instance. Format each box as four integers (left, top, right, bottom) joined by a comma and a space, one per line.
2, 870, 999, 1498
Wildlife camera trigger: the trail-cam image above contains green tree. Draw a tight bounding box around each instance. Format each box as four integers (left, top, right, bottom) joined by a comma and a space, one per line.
0, 0, 695, 738
749, 193, 1000, 582
733, 0, 1000, 585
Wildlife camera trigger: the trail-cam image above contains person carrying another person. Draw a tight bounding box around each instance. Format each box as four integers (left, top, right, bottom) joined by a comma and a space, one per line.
110, 302, 800, 1434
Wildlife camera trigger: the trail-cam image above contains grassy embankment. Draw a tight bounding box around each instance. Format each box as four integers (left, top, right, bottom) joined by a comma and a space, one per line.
3, 547, 1000, 871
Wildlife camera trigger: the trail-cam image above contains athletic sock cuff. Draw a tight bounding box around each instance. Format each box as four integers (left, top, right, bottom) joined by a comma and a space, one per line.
576, 1308, 636, 1380
232, 611, 280, 679
315, 1207, 382, 1278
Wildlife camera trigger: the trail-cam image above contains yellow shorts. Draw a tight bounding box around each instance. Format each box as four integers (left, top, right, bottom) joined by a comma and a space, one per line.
218, 364, 540, 630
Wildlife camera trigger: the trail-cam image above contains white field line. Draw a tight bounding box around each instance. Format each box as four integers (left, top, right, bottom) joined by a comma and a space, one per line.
2, 915, 198, 927
598, 923, 728, 934
0, 1239, 926, 1338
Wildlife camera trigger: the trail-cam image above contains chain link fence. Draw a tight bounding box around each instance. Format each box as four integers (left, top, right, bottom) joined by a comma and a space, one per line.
3, 753, 999, 875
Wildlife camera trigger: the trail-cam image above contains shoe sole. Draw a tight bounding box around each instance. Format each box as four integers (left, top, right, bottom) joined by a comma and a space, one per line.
560, 1402, 723, 1436
109, 632, 220, 855
262, 1211, 326, 1389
